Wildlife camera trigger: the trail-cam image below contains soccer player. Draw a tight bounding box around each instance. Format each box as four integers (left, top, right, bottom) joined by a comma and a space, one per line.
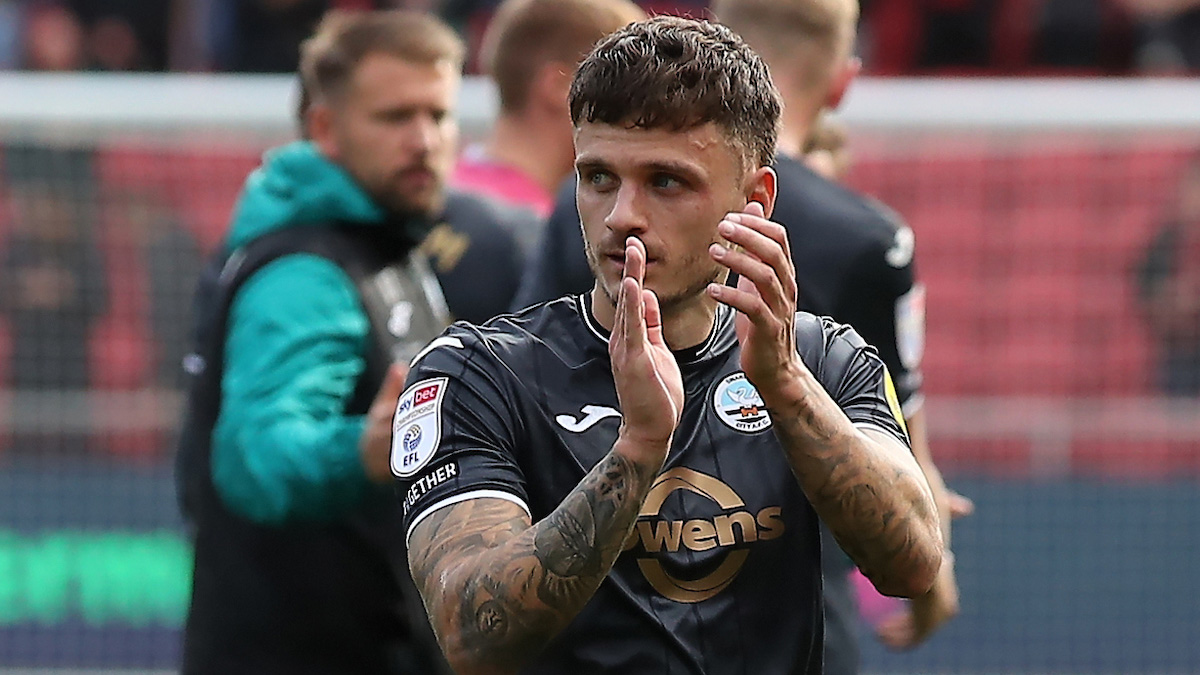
176, 11, 505, 674
514, 0, 971, 666
452, 0, 645, 251
394, 16, 943, 674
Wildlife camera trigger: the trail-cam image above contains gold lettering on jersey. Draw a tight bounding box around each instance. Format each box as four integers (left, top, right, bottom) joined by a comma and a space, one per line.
420, 223, 470, 273
623, 467, 785, 603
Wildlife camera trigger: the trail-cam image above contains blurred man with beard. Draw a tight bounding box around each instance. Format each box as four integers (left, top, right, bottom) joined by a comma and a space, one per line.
176, 11, 495, 674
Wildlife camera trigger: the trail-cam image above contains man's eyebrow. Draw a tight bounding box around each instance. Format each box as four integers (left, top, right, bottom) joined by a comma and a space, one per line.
642, 160, 705, 183
574, 157, 609, 172
574, 157, 706, 182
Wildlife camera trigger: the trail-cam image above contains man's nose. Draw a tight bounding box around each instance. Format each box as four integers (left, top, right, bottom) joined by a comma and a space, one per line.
604, 185, 648, 238
407, 113, 441, 154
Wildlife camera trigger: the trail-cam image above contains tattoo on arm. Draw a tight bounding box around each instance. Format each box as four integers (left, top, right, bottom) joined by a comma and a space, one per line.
772, 374, 940, 597
407, 450, 655, 674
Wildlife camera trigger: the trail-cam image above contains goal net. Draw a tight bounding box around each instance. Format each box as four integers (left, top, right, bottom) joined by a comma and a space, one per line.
0, 72, 1198, 674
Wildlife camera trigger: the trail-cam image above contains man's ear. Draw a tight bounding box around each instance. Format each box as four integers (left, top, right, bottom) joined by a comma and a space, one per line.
307, 102, 340, 160
825, 56, 861, 111
533, 61, 573, 115
747, 166, 778, 219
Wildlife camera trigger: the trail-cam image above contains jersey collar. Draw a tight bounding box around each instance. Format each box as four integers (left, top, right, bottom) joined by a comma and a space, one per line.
576, 292, 736, 365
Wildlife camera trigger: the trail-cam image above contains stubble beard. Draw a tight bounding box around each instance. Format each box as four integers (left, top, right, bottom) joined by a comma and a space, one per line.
371, 181, 445, 222
585, 239, 725, 318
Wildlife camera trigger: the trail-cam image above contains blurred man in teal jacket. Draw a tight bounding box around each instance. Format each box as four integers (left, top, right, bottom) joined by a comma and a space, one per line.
177, 10, 520, 674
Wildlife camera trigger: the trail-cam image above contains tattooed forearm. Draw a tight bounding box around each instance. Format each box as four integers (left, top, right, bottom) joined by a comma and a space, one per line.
407, 444, 659, 675
766, 371, 942, 598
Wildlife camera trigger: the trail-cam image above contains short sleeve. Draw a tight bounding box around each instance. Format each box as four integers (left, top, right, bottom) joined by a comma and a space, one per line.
795, 314, 911, 448
393, 327, 528, 542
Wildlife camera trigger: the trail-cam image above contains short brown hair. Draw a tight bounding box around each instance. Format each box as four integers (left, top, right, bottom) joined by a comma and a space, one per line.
713, 0, 858, 90
569, 16, 781, 168
483, 0, 645, 114
299, 10, 464, 106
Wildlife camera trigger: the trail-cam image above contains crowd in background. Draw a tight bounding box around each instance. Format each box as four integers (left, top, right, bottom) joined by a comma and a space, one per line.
0, 0, 1199, 74
1, 0, 1199, 465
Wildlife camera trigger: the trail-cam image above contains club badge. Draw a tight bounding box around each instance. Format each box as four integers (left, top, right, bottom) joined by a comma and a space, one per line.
713, 372, 772, 433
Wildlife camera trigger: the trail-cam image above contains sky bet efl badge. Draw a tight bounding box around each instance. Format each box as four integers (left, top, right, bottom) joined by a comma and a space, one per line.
391, 377, 448, 478
713, 372, 772, 433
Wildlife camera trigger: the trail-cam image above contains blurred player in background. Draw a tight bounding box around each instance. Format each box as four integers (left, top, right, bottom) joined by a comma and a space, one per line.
1137, 153, 1200, 396
452, 0, 645, 252
176, 11, 510, 674
802, 113, 851, 181
395, 17, 942, 673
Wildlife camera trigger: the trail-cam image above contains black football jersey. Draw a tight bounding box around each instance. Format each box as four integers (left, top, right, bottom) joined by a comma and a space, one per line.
394, 295, 910, 674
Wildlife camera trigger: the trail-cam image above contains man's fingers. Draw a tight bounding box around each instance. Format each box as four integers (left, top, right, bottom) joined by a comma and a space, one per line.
616, 237, 648, 352
733, 205, 792, 261
620, 277, 646, 352
948, 491, 975, 519
710, 242, 792, 315
706, 282, 773, 326
717, 218, 796, 310
625, 236, 647, 287
720, 217, 792, 280
643, 288, 665, 347
875, 612, 918, 650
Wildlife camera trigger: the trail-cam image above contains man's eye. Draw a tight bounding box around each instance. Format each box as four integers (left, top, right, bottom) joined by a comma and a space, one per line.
652, 174, 682, 190
586, 171, 615, 189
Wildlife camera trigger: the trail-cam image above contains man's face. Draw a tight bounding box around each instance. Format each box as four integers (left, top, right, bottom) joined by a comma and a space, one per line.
574, 121, 753, 313
320, 53, 460, 218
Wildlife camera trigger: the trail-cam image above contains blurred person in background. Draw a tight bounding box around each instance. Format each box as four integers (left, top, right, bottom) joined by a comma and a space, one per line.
1121, 0, 1200, 71
0, 145, 107, 453
437, 0, 694, 75
802, 112, 851, 181
101, 183, 203, 388
0, 145, 106, 392
12, 0, 170, 71
176, 11, 501, 673
296, 79, 528, 326
1137, 154, 1200, 397
70, 0, 173, 70
201, 0, 438, 72
453, 0, 645, 254
0, 0, 19, 68
516, 1, 971, 669
20, 2, 87, 70
207, 0, 326, 71
860, 0, 1133, 74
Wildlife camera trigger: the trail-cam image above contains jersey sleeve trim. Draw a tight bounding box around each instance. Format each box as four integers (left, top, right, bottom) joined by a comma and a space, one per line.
408, 335, 465, 367
406, 488, 531, 544
853, 421, 909, 447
